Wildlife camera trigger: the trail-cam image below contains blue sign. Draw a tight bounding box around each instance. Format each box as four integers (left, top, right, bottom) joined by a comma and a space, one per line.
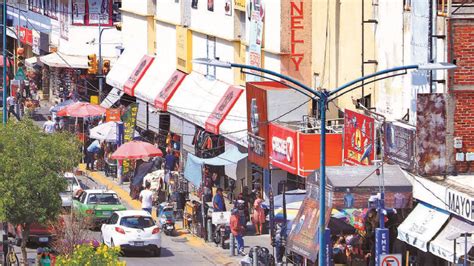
376, 228, 390, 266
116, 122, 124, 147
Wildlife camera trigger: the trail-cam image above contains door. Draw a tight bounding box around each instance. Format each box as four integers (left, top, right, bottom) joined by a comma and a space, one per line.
103, 213, 119, 245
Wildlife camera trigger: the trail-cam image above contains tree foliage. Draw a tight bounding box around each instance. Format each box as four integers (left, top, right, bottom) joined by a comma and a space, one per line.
0, 119, 82, 262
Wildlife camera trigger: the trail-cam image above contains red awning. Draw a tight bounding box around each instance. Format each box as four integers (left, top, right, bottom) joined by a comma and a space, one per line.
123, 55, 154, 96
154, 70, 187, 111
205, 86, 243, 134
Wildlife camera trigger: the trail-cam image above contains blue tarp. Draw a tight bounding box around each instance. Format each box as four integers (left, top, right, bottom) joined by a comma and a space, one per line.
50, 99, 76, 113
183, 148, 248, 187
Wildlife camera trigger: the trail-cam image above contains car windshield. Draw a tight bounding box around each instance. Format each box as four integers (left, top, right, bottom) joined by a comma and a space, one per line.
87, 193, 121, 205
65, 177, 79, 192
120, 216, 155, 229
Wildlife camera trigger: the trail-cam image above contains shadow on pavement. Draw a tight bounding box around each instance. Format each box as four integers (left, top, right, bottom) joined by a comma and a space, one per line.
122, 247, 174, 258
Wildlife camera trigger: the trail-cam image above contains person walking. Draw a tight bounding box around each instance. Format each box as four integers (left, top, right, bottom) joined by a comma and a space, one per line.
139, 181, 154, 214
164, 147, 178, 183
230, 208, 245, 255
42, 116, 56, 134
6, 95, 21, 120
252, 192, 265, 235
212, 187, 226, 212
86, 139, 101, 170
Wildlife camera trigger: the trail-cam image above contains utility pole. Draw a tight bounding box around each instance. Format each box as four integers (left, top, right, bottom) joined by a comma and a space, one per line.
3, 0, 7, 124
98, 18, 103, 102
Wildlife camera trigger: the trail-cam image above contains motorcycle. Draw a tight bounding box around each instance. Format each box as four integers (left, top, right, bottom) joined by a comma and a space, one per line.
158, 204, 176, 236
213, 223, 230, 249
241, 246, 275, 266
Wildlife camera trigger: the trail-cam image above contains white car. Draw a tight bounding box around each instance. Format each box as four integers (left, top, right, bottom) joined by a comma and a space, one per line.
101, 210, 162, 256
61, 172, 82, 208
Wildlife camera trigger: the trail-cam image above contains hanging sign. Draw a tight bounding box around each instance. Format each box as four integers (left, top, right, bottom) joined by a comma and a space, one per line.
343, 109, 375, 165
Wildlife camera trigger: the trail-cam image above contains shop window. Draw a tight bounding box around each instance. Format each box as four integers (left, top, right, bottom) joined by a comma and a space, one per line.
44, 0, 58, 20
286, 173, 305, 191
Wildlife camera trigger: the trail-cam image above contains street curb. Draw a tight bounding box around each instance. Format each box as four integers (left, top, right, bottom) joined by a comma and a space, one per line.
77, 164, 238, 265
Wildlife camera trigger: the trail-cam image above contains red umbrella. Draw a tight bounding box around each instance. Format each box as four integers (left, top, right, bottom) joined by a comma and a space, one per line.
57, 102, 106, 118
111, 141, 163, 160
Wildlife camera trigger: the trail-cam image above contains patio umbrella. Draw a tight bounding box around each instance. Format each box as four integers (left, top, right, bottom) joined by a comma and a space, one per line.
50, 99, 77, 113
111, 140, 163, 160
89, 121, 140, 142
57, 102, 106, 118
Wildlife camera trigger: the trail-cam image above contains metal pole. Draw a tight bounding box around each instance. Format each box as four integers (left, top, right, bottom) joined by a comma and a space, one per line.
201, 165, 207, 241
230, 233, 235, 256
453, 238, 456, 264
3, 1, 7, 125
98, 22, 103, 102
464, 233, 468, 266
318, 93, 328, 265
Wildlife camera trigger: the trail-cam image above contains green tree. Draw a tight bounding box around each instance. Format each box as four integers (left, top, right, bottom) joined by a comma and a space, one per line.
0, 119, 82, 263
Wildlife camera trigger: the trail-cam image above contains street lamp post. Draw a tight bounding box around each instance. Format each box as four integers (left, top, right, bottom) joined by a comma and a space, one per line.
3, 1, 7, 125
193, 58, 455, 265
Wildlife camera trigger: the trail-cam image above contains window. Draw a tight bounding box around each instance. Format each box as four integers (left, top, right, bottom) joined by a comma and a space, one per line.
29, 0, 42, 13
87, 193, 121, 205
79, 192, 87, 203
120, 216, 155, 229
44, 0, 58, 19
109, 213, 119, 224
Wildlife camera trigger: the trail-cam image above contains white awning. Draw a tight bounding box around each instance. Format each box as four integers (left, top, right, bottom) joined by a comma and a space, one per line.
167, 72, 228, 128
219, 92, 247, 147
105, 50, 143, 90
134, 58, 175, 106
100, 88, 124, 108
25, 56, 41, 68
39, 52, 88, 69
429, 217, 474, 263
397, 202, 450, 252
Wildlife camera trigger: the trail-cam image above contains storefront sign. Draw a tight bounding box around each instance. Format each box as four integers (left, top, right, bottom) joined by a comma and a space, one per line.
88, 0, 111, 25
18, 26, 33, 46
155, 70, 186, 111
72, 0, 86, 24
106, 108, 121, 122
234, 0, 245, 11
343, 109, 375, 165
445, 189, 473, 222
123, 55, 154, 96
269, 123, 297, 173
384, 122, 415, 171
211, 211, 231, 225
246, 0, 264, 81
287, 174, 331, 262
121, 103, 139, 177
205, 86, 243, 134
375, 228, 390, 266
416, 93, 447, 176
32, 31, 40, 55
290, 1, 304, 71
246, 84, 269, 167
176, 26, 192, 73
60, 0, 69, 40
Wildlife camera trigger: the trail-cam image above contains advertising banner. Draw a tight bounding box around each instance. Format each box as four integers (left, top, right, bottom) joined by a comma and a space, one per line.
72, 0, 86, 24
246, 82, 269, 168
343, 109, 375, 165
269, 123, 298, 174
88, 0, 111, 25
155, 70, 186, 111
246, 0, 264, 81
106, 108, 121, 122
18, 26, 33, 45
121, 103, 139, 178
375, 228, 390, 266
416, 93, 447, 176
60, 0, 69, 40
384, 122, 415, 171
123, 55, 155, 96
287, 174, 332, 262
32, 30, 40, 55
205, 86, 243, 134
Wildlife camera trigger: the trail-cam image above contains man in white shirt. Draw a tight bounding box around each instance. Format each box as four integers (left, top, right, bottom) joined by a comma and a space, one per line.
139, 181, 154, 214
43, 116, 56, 134
6, 95, 20, 121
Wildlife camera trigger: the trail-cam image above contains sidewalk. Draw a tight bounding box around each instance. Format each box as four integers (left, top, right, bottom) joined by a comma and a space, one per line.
77, 164, 273, 264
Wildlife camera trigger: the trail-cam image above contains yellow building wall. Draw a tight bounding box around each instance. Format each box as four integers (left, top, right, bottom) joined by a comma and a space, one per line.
312, 0, 376, 117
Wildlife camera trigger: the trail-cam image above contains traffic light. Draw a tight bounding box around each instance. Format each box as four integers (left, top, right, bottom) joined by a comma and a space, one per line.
102, 59, 110, 74
87, 54, 98, 75
16, 47, 25, 68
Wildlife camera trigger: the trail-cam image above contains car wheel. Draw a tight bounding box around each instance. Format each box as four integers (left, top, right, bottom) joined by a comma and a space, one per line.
110, 239, 115, 248
154, 247, 161, 257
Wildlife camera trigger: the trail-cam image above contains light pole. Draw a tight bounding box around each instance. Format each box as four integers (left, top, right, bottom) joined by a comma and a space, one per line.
2, 1, 7, 125
193, 58, 455, 265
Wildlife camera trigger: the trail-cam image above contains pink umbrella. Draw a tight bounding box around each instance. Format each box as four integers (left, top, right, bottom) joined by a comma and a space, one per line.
111, 141, 163, 160
57, 102, 107, 118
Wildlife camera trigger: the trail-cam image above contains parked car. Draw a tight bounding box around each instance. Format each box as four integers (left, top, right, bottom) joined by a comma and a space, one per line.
60, 172, 82, 209
72, 190, 126, 227
8, 218, 63, 246
101, 210, 161, 256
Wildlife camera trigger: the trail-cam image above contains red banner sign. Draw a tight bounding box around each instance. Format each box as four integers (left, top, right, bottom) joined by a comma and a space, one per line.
343, 109, 375, 165
123, 55, 154, 96
154, 70, 186, 111
18, 27, 33, 46
269, 123, 298, 174
106, 108, 121, 122
205, 86, 243, 134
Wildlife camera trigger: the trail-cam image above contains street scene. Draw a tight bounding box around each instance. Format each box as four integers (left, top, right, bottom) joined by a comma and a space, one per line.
0, 0, 473, 266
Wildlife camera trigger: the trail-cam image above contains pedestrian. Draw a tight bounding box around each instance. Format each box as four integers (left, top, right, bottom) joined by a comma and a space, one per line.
39, 247, 52, 266
252, 192, 265, 235
164, 147, 178, 183
139, 181, 154, 214
212, 187, 226, 212
6, 95, 20, 120
86, 139, 101, 170
230, 208, 245, 255
234, 193, 248, 228
42, 116, 56, 134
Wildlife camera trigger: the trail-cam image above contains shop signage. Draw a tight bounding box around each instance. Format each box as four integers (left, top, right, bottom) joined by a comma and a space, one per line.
375, 228, 390, 266
121, 103, 139, 177
205, 86, 243, 134
106, 108, 121, 122
32, 30, 40, 55
246, 87, 269, 168
290, 1, 304, 71
72, 0, 86, 24
211, 211, 231, 225
155, 70, 186, 111
343, 109, 375, 166
176, 26, 192, 73
234, 0, 245, 11
380, 254, 402, 266
18, 26, 33, 46
416, 93, 447, 176
123, 55, 154, 96
384, 122, 415, 171
88, 0, 111, 25
248, 134, 266, 157
269, 123, 297, 173
445, 188, 473, 222
246, 0, 264, 81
